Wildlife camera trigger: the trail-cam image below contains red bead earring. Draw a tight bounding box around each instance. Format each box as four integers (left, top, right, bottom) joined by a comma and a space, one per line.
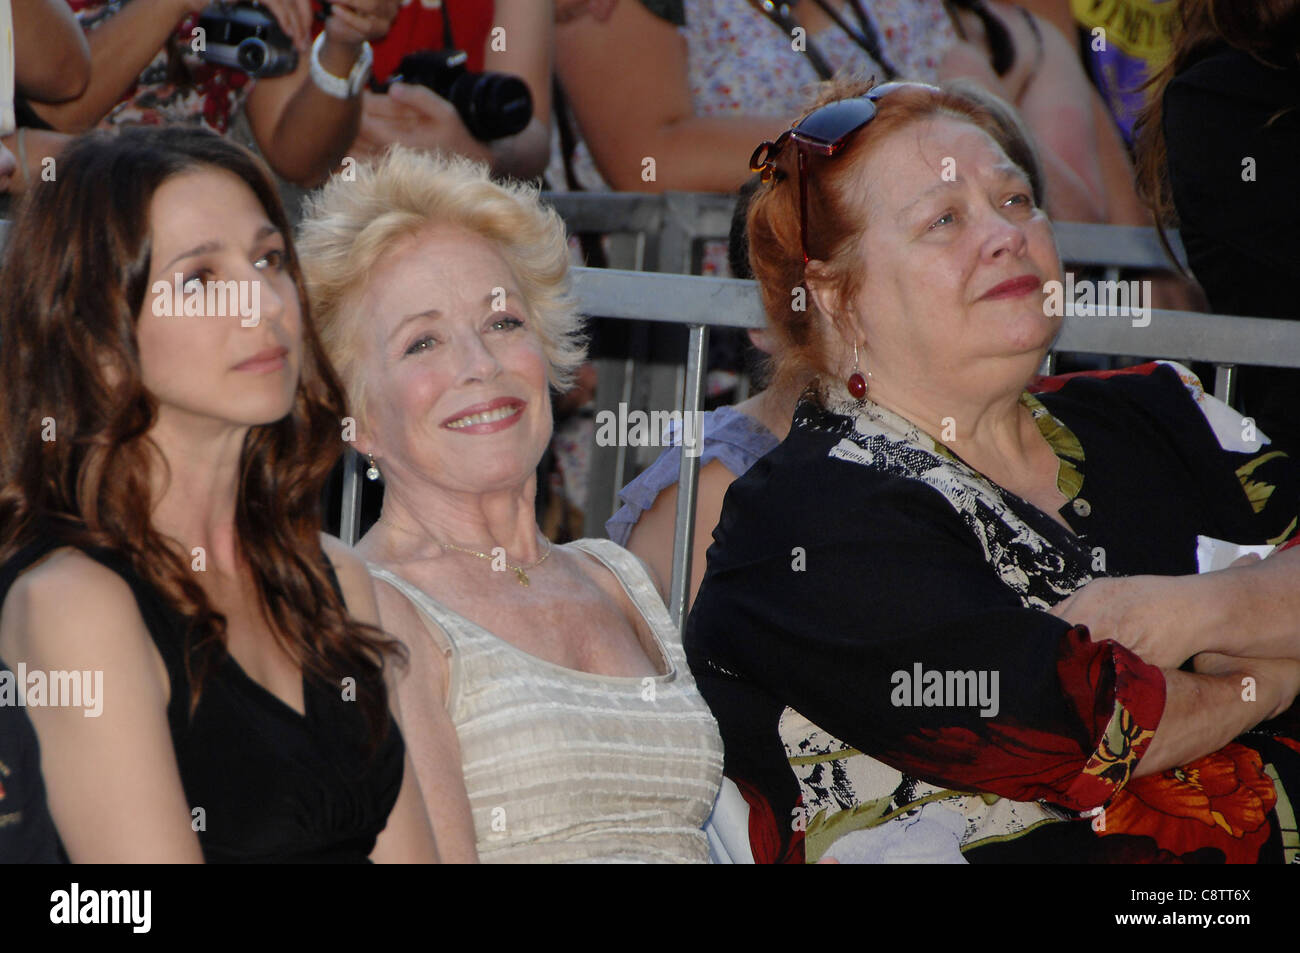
847, 340, 868, 401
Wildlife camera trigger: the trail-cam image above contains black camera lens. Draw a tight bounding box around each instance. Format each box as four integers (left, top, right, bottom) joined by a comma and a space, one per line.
237, 38, 270, 74
450, 73, 532, 142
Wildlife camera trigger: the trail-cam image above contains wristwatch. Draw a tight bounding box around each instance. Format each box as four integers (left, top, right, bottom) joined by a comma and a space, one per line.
309, 32, 373, 99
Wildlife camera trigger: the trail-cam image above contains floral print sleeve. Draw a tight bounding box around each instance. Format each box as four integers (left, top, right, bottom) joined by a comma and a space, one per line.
686, 390, 1168, 864
687, 365, 1300, 863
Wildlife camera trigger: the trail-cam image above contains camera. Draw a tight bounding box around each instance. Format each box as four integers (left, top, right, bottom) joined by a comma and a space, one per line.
196, 2, 298, 78
378, 50, 533, 142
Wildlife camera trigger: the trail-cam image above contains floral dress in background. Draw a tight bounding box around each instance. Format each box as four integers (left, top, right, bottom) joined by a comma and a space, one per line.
68, 0, 252, 131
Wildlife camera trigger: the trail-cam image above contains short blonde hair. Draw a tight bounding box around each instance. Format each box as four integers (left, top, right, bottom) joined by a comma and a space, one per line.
295, 147, 586, 427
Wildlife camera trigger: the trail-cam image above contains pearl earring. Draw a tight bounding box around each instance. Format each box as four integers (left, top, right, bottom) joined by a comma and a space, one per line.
365, 453, 381, 482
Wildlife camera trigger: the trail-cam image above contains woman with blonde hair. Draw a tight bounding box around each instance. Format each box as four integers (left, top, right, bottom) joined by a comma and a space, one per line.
296, 146, 723, 863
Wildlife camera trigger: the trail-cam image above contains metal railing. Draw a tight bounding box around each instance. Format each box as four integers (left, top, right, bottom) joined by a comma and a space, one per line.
537, 192, 1196, 542
10, 202, 1289, 634
338, 264, 1300, 630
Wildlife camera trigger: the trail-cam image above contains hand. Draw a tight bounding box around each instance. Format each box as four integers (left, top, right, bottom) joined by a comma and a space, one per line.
354, 84, 490, 161
1048, 575, 1195, 669
252, 0, 314, 53
166, 0, 311, 52
324, 0, 400, 46
1194, 652, 1300, 720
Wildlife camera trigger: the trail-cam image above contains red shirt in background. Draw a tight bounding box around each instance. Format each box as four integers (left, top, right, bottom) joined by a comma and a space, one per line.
365, 0, 495, 83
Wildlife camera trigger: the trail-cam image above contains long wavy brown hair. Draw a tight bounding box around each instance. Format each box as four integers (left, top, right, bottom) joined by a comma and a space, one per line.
1134, 0, 1300, 229
0, 127, 402, 746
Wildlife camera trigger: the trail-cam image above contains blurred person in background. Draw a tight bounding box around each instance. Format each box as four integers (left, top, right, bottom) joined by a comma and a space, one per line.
3, 0, 398, 194
350, 0, 554, 182
0, 0, 89, 197
1134, 0, 1300, 453
1021, 0, 1180, 149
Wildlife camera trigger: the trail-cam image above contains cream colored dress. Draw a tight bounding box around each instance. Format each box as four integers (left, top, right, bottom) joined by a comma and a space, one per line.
367, 538, 724, 863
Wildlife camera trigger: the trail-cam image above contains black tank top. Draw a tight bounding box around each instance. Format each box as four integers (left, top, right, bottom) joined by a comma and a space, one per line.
0, 534, 406, 863
0, 653, 62, 862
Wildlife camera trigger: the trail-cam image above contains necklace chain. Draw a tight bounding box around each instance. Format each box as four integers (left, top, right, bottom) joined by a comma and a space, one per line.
437, 537, 552, 587
377, 517, 553, 586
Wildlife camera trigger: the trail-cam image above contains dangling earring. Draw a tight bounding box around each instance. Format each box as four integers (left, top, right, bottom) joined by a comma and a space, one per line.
847, 340, 869, 401
365, 453, 381, 482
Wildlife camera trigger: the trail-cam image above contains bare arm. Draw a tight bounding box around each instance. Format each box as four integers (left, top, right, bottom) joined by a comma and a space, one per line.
27, 0, 199, 132
1050, 549, 1300, 670
11, 0, 91, 102
371, 575, 481, 863
0, 552, 203, 862
624, 458, 735, 610
321, 535, 440, 863
554, 0, 785, 192
480, 0, 554, 180
1014, 9, 1107, 217
1135, 654, 1300, 777
245, 0, 400, 187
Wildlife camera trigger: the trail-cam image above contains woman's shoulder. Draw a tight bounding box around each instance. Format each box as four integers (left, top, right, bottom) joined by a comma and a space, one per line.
1033, 361, 1267, 454
566, 537, 660, 591
3, 547, 142, 629
320, 533, 378, 618
1168, 42, 1299, 107
0, 547, 161, 689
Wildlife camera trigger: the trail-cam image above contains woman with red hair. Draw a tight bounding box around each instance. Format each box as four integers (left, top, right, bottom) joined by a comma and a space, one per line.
686, 78, 1300, 864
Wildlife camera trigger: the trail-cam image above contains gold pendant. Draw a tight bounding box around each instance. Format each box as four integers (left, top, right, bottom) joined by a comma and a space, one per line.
514, 568, 530, 587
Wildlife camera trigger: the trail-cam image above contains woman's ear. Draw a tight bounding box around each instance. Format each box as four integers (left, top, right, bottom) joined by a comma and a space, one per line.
346, 417, 375, 460
802, 260, 844, 324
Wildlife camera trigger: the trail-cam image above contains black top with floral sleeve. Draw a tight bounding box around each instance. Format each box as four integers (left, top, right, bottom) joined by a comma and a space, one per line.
685, 361, 1300, 863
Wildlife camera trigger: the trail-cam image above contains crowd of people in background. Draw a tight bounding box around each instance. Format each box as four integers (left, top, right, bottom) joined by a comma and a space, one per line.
1, 0, 1299, 864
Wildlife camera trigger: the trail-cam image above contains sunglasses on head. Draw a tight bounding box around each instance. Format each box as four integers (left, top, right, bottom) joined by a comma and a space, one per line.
749, 82, 941, 267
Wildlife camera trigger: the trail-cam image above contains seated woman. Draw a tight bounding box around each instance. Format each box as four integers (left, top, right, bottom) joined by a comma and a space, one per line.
295, 147, 724, 863
685, 79, 1300, 864
0, 126, 436, 863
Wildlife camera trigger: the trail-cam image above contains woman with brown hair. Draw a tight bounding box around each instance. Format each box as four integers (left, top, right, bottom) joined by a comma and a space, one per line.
0, 126, 437, 862
1133, 0, 1300, 452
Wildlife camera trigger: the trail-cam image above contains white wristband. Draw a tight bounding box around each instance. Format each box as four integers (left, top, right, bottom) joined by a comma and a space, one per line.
309, 33, 373, 99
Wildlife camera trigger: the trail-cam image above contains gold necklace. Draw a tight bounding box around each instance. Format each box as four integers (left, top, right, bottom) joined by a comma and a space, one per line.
437, 537, 553, 587
375, 516, 554, 586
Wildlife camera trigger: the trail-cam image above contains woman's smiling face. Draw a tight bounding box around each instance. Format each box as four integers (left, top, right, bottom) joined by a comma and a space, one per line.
827, 115, 1063, 397
354, 225, 554, 495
